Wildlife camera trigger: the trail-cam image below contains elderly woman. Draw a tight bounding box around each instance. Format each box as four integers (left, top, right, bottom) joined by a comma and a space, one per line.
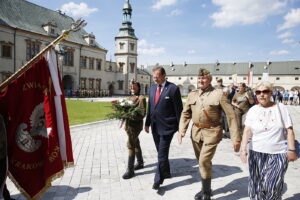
240, 81, 298, 200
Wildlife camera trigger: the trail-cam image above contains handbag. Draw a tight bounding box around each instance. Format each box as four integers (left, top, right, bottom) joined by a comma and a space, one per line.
277, 104, 300, 158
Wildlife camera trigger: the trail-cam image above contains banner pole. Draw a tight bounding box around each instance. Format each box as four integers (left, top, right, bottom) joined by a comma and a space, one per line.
0, 19, 86, 91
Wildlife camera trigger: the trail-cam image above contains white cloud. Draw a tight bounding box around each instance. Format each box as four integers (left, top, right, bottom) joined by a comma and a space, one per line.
201, 4, 206, 8
210, 0, 286, 28
138, 39, 154, 48
138, 39, 166, 56
269, 50, 289, 55
282, 39, 294, 44
278, 8, 300, 31
277, 31, 293, 39
60, 2, 98, 17
167, 9, 182, 16
187, 50, 196, 54
152, 0, 177, 10
138, 48, 166, 55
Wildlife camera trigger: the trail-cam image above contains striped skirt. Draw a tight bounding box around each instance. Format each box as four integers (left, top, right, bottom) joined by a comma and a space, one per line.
248, 150, 289, 200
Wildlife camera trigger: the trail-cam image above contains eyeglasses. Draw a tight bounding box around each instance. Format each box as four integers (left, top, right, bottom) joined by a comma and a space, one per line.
255, 90, 271, 95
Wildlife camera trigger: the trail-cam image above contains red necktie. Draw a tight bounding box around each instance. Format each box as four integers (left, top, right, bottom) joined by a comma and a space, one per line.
154, 84, 162, 105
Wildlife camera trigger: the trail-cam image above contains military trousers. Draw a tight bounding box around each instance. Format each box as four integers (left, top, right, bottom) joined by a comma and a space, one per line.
191, 125, 222, 179
126, 130, 142, 156
234, 108, 247, 136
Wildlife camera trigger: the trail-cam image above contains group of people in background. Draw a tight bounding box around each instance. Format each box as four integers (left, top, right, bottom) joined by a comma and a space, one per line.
121, 67, 298, 200
281, 89, 300, 105
65, 89, 111, 98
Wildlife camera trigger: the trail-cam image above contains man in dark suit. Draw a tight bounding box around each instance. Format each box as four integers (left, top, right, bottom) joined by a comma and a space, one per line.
1, 114, 15, 200
145, 66, 183, 190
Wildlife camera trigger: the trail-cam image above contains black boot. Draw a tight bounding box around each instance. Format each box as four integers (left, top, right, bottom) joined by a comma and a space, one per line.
194, 178, 212, 200
122, 155, 135, 179
134, 151, 144, 170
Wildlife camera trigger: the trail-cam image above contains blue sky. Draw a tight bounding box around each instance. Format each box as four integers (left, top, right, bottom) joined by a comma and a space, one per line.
27, 0, 300, 67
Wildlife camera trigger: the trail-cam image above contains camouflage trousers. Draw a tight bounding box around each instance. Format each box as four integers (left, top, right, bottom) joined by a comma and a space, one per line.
126, 130, 142, 156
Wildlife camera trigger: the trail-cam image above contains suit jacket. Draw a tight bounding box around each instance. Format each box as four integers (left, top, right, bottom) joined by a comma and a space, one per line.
145, 81, 183, 135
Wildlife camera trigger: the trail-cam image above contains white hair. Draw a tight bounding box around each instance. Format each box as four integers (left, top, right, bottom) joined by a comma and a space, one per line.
254, 81, 274, 91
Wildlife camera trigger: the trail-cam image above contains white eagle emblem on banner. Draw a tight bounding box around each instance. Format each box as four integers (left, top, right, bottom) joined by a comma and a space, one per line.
16, 103, 50, 152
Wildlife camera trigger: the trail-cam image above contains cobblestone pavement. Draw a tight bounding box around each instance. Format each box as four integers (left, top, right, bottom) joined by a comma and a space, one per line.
6, 106, 300, 200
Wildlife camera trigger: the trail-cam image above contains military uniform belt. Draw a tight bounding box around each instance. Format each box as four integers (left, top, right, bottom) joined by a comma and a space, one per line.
194, 122, 221, 129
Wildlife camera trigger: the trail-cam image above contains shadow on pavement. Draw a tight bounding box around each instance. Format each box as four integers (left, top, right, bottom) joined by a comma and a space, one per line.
283, 183, 300, 200
11, 185, 92, 200
212, 164, 243, 179
145, 158, 244, 196
285, 193, 300, 200
213, 176, 248, 200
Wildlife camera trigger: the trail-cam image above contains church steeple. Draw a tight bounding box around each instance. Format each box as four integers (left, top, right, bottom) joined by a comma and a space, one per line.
115, 0, 138, 95
118, 0, 137, 38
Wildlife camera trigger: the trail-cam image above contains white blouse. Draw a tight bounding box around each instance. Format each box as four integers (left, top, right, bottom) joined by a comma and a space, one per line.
244, 103, 293, 154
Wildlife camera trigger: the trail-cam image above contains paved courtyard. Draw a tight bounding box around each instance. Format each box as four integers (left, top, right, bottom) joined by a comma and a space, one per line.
6, 105, 300, 200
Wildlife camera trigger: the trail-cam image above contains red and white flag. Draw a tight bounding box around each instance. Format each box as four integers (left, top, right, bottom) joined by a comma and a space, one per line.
0, 49, 73, 199
247, 71, 253, 88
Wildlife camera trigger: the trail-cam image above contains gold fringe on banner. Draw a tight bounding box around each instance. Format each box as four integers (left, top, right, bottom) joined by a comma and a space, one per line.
8, 169, 64, 200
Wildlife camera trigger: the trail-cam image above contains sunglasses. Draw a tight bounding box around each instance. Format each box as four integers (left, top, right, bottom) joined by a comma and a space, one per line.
255, 90, 271, 95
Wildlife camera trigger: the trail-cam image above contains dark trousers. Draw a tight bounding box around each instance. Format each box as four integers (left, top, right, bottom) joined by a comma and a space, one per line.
0, 157, 10, 200
2, 184, 12, 200
151, 123, 174, 184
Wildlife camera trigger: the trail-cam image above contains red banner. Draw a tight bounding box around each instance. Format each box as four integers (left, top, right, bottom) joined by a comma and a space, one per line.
0, 55, 73, 199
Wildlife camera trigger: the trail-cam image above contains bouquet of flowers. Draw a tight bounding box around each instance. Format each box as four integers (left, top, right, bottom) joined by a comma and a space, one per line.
106, 99, 144, 121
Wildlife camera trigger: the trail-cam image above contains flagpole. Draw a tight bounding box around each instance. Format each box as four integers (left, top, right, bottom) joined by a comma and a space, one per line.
0, 19, 86, 91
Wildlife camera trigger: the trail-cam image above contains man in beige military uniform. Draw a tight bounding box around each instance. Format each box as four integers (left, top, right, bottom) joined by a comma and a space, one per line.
178, 69, 241, 200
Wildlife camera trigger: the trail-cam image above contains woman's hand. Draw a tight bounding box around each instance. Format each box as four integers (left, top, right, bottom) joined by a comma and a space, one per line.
240, 150, 248, 163
177, 132, 185, 144
287, 151, 298, 162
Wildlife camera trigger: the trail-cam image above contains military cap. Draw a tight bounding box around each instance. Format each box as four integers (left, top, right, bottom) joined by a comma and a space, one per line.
198, 68, 210, 76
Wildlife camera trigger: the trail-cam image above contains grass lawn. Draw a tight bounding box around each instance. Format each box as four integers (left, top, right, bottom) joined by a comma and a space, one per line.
66, 97, 185, 126
66, 100, 113, 126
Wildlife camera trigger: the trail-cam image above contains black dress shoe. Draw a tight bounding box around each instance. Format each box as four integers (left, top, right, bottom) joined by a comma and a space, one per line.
152, 182, 160, 190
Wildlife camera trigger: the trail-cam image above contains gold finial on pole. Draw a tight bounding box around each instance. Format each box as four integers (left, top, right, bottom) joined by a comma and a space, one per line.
0, 19, 87, 91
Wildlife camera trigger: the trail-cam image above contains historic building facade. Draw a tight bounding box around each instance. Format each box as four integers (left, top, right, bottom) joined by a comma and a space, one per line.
147, 61, 300, 96
0, 0, 150, 95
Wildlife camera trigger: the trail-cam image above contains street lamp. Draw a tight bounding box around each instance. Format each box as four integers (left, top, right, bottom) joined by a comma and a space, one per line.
55, 44, 66, 79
